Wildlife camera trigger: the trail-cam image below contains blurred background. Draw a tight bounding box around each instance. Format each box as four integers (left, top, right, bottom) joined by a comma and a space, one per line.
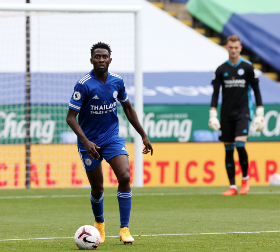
0, 0, 280, 189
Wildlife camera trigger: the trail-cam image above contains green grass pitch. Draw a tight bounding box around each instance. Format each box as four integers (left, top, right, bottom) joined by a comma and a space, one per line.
1, 186, 280, 251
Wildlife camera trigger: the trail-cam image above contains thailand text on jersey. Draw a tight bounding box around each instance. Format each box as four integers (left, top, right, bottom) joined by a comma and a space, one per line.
68, 70, 129, 150
211, 57, 259, 121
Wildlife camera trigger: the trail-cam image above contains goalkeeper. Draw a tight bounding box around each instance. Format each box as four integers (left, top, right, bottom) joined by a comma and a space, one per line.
209, 35, 264, 196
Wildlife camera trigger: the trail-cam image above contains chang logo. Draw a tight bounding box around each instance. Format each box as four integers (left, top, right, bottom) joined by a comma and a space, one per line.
85, 158, 92, 166
113, 91, 118, 99
73, 91, 81, 100
238, 69, 244, 75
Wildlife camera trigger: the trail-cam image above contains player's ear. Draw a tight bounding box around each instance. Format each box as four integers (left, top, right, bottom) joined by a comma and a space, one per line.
90, 58, 93, 64
109, 58, 112, 64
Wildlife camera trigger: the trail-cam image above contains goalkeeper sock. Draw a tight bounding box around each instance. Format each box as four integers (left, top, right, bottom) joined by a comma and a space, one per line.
90, 191, 104, 223
236, 141, 248, 178
117, 190, 132, 228
225, 145, 235, 185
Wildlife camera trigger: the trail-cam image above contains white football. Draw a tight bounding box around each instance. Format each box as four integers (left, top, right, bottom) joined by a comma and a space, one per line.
74, 225, 101, 250
269, 173, 280, 186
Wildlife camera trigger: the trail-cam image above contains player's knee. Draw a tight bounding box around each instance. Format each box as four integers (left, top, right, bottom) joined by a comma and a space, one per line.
91, 186, 104, 199
118, 171, 130, 186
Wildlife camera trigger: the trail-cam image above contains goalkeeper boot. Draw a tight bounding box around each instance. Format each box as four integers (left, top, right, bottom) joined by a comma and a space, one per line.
222, 186, 238, 196
119, 227, 134, 244
240, 177, 250, 195
94, 221, 105, 243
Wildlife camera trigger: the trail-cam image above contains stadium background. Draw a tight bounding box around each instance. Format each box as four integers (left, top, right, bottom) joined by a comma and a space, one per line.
0, 0, 280, 189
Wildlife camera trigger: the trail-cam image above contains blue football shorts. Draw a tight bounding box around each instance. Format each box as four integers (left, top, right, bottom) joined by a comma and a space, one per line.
79, 137, 129, 171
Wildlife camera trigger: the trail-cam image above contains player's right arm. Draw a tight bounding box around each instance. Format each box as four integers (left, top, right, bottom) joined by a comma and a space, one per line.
66, 109, 100, 160
67, 83, 100, 159
209, 68, 221, 131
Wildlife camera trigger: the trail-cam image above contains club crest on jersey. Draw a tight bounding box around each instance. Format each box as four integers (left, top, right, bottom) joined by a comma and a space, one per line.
73, 91, 81, 100
85, 159, 92, 166
238, 69, 244, 76
113, 91, 118, 99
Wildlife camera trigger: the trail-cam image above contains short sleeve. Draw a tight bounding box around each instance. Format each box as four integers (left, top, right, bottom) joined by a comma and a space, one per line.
117, 79, 129, 103
211, 67, 222, 86
68, 83, 86, 112
248, 65, 259, 86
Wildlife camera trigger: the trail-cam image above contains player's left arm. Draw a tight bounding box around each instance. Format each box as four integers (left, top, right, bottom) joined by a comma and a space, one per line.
249, 66, 264, 131
249, 66, 263, 107
121, 101, 153, 155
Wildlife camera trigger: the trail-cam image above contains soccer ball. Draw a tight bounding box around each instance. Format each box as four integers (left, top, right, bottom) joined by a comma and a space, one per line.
74, 225, 101, 250
269, 173, 280, 186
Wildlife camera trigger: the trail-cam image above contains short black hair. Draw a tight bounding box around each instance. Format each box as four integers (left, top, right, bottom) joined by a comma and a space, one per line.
90, 42, 112, 57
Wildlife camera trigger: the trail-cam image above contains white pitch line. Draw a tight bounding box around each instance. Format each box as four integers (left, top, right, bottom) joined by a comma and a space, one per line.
1, 191, 280, 199
1, 230, 280, 242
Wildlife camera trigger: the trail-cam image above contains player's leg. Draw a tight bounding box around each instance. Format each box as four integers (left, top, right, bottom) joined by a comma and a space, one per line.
223, 143, 238, 195
86, 165, 106, 242
80, 150, 105, 242
108, 154, 134, 243
102, 137, 134, 243
86, 164, 105, 221
108, 154, 131, 224
235, 136, 248, 179
220, 120, 238, 196
235, 119, 250, 194
224, 143, 236, 185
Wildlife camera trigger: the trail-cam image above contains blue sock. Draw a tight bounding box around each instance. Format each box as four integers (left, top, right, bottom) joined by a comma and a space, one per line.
90, 191, 104, 223
117, 190, 132, 228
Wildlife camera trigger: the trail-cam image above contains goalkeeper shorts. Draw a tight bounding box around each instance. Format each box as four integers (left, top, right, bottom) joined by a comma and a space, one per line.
219, 118, 250, 142
79, 137, 129, 171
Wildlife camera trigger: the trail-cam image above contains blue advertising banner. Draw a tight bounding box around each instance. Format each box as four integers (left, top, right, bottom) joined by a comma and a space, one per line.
1, 72, 279, 105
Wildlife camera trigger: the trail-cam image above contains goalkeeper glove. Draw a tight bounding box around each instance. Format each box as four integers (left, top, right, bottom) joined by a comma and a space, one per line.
251, 107, 264, 132
208, 109, 220, 131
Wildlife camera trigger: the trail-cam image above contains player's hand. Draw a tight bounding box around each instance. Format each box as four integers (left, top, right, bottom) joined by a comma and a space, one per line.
251, 107, 264, 132
84, 140, 100, 159
208, 109, 220, 131
142, 136, 153, 155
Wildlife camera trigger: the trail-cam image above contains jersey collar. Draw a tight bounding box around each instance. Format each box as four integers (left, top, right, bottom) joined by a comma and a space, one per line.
226, 57, 242, 68
90, 69, 110, 84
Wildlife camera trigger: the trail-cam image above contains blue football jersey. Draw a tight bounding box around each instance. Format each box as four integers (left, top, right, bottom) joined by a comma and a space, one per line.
68, 70, 129, 150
